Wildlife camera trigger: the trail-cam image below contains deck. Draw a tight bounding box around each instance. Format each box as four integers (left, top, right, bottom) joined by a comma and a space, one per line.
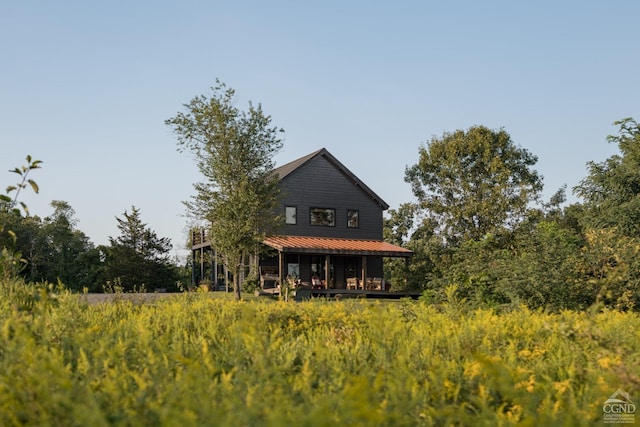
294, 288, 422, 301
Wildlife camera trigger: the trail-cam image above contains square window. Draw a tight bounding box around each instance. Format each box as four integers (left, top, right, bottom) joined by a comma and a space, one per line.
310, 208, 335, 226
347, 210, 359, 228
285, 206, 297, 225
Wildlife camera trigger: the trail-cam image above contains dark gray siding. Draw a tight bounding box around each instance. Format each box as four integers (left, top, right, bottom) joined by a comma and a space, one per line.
278, 154, 384, 240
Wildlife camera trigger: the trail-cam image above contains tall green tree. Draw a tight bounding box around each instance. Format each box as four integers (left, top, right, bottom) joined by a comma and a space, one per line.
0, 199, 102, 291
102, 206, 176, 292
166, 80, 284, 300
38, 201, 95, 290
573, 118, 640, 309
574, 118, 640, 237
405, 126, 543, 243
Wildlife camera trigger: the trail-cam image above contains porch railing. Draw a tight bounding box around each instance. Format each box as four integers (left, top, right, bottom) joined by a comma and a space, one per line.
191, 228, 210, 248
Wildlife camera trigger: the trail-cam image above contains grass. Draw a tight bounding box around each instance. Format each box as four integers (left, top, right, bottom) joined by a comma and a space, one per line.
1, 278, 638, 426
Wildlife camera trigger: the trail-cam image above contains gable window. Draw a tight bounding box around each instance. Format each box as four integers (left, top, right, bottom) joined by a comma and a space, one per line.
285, 206, 297, 225
310, 207, 335, 226
347, 210, 359, 228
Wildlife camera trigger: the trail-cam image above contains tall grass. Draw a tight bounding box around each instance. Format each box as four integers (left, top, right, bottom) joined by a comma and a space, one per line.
1, 278, 638, 426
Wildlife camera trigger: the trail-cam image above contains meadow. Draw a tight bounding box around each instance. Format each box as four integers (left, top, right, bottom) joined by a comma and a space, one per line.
0, 279, 638, 426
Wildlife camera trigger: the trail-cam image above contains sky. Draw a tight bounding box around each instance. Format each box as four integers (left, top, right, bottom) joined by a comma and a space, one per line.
2, 1, 639, 259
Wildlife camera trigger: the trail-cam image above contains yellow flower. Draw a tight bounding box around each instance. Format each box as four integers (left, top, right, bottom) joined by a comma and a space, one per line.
504, 404, 523, 420
553, 379, 571, 395
464, 361, 483, 379
515, 374, 536, 393
597, 356, 612, 369
597, 355, 621, 369
518, 349, 532, 358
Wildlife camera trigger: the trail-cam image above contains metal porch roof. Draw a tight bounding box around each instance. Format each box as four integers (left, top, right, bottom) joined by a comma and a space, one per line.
263, 235, 413, 257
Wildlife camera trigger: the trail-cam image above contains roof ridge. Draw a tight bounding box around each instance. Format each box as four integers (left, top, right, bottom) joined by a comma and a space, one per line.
274, 148, 389, 209
273, 148, 326, 180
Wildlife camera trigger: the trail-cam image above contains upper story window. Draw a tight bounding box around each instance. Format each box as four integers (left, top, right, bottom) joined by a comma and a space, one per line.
310, 207, 335, 226
285, 206, 297, 225
347, 210, 359, 228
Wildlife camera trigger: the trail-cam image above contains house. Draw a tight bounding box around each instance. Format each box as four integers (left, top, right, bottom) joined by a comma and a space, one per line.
191, 148, 412, 291
261, 147, 412, 290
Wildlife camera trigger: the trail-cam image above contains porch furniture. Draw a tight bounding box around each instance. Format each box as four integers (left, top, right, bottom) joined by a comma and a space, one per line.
260, 266, 280, 289
312, 276, 323, 289
366, 277, 383, 290
346, 277, 359, 289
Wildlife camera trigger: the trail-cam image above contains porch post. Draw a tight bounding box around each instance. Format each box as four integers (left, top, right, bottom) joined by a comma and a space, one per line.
279, 251, 285, 287
191, 249, 196, 285
200, 247, 205, 284
214, 248, 218, 291
361, 256, 367, 290
324, 255, 330, 289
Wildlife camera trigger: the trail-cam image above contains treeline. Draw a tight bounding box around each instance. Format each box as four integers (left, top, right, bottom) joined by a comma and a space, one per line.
385, 118, 640, 311
0, 199, 186, 292
3, 117, 639, 308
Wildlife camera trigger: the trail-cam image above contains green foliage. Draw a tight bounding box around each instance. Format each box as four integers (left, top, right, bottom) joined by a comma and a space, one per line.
166, 79, 284, 300
575, 118, 640, 237
405, 126, 542, 243
384, 206, 445, 292
398, 120, 640, 311
1, 280, 638, 425
0, 248, 26, 281
1, 155, 42, 280
568, 118, 640, 310
0, 200, 102, 291
241, 274, 259, 294
1, 162, 182, 292
1, 155, 42, 219
36, 201, 97, 289
497, 220, 586, 311
101, 206, 179, 292
576, 228, 640, 310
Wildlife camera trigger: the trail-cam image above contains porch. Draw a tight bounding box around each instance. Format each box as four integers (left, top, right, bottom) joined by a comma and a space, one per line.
261, 235, 412, 291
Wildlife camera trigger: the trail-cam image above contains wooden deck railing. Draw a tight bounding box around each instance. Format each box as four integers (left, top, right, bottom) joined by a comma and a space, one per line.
191, 228, 211, 248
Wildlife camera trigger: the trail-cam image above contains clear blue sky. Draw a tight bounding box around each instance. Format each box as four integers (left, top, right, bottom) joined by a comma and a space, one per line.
2, 1, 638, 259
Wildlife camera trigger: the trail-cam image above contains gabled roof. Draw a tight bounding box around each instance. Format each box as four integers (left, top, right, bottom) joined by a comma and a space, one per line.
263, 235, 413, 257
274, 148, 390, 210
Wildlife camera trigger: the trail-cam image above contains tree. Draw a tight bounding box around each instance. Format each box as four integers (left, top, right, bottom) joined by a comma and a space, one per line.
166, 80, 284, 300
383, 203, 443, 292
405, 126, 543, 243
572, 118, 640, 310
574, 228, 639, 310
497, 220, 584, 311
0, 198, 102, 290
102, 206, 176, 291
38, 201, 95, 290
574, 118, 640, 237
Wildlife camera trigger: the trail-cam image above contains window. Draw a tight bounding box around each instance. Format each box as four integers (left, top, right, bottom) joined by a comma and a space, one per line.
310, 207, 335, 226
285, 206, 297, 224
347, 210, 359, 228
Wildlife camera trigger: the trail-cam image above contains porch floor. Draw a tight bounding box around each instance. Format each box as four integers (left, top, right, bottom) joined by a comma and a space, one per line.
294, 288, 422, 301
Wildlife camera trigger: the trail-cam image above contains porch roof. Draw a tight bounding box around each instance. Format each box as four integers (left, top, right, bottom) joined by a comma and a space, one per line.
263, 235, 413, 257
